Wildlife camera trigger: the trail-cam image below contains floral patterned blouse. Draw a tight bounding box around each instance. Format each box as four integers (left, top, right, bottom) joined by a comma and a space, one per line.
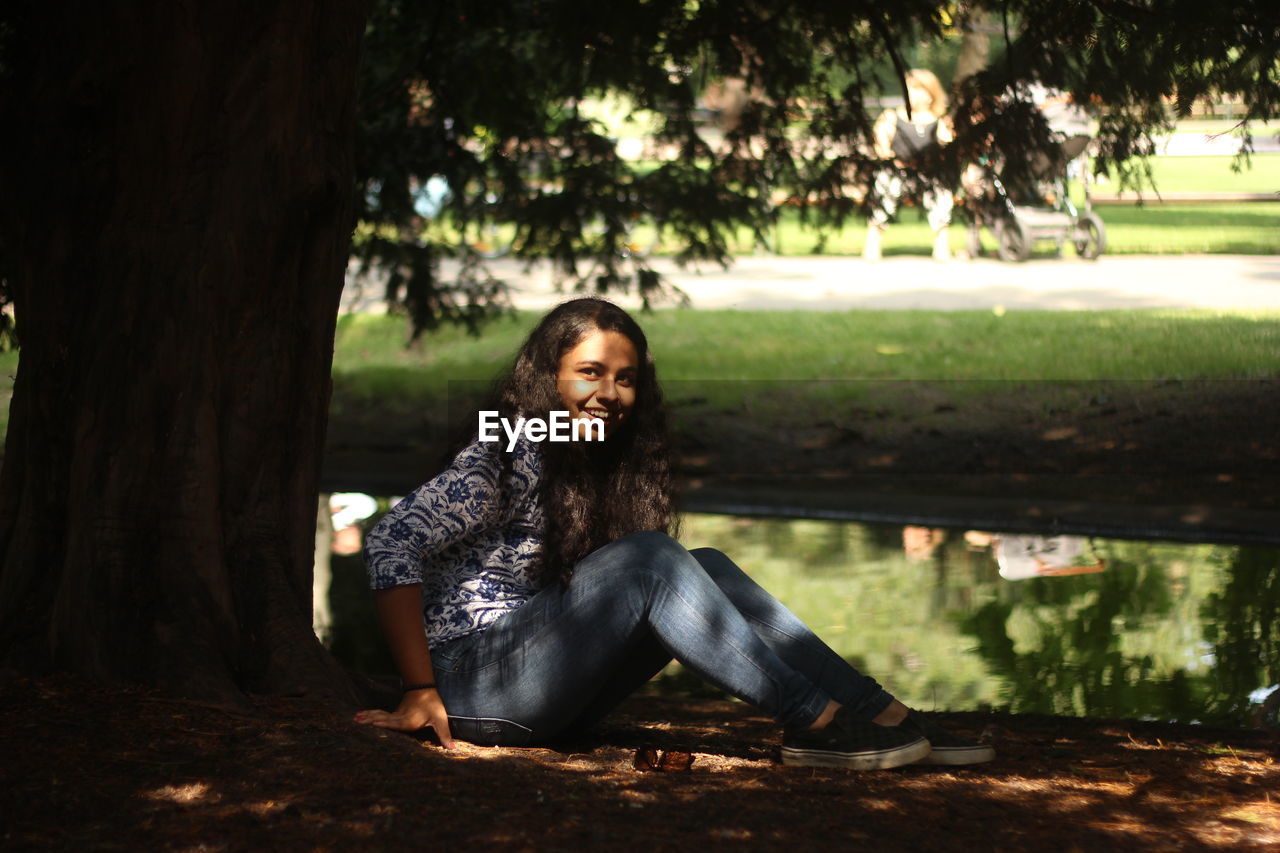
363, 436, 544, 648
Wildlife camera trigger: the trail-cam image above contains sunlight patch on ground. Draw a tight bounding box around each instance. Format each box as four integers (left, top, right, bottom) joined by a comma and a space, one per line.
1221, 801, 1280, 825
245, 799, 290, 817
145, 782, 211, 804
858, 798, 901, 812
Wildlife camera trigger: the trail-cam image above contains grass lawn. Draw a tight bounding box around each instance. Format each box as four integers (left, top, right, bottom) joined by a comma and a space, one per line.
329, 310, 1280, 419
746, 201, 1280, 258
1092, 153, 1280, 196
4, 310, 1275, 440
7, 308, 1274, 432
1078, 203, 1280, 254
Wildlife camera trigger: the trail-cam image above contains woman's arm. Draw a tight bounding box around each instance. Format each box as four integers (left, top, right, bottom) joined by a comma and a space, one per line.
872, 108, 897, 159
356, 439, 521, 746
353, 585, 455, 748
363, 441, 504, 591
936, 113, 955, 145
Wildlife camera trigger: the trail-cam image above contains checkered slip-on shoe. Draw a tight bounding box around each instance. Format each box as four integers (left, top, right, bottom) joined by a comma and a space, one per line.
900, 711, 995, 766
781, 708, 931, 770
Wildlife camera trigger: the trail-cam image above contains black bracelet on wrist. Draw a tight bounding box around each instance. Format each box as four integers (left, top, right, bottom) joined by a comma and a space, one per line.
402, 682, 437, 692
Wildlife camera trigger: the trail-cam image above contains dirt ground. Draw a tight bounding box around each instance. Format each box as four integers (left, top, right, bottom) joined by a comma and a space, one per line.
2, 676, 1277, 852
325, 377, 1280, 542
6, 379, 1280, 851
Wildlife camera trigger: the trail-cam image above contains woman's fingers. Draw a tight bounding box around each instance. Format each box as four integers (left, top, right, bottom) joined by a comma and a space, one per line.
353, 707, 428, 731
354, 696, 456, 749
430, 709, 455, 749
353, 708, 421, 731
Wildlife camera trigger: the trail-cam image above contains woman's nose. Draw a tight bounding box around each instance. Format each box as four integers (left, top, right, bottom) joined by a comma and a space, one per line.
595, 378, 618, 401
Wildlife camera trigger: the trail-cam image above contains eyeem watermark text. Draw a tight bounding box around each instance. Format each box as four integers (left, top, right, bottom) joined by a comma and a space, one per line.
479, 410, 604, 451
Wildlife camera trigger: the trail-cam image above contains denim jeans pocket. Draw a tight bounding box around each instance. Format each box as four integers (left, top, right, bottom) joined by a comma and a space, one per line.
449, 715, 535, 746
428, 634, 473, 673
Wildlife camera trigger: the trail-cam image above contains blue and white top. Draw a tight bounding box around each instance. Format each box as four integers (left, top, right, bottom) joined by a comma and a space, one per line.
364, 436, 545, 647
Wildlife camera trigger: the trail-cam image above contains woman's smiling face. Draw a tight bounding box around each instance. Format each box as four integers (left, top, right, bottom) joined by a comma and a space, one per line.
556, 327, 638, 437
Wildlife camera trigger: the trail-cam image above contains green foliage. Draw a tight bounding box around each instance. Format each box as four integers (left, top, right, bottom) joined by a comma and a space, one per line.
353, 0, 942, 335
354, 0, 1280, 336
953, 0, 1280, 188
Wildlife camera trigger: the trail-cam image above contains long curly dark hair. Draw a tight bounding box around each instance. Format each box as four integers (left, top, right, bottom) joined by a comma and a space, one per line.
496, 298, 676, 585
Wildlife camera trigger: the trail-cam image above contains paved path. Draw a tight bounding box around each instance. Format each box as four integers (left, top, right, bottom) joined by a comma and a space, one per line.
479, 253, 1280, 313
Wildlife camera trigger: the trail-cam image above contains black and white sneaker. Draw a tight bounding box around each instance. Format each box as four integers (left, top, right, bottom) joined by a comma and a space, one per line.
900, 711, 995, 765
781, 708, 931, 770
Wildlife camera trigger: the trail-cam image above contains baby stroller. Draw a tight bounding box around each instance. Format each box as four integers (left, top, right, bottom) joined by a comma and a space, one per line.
962, 92, 1106, 263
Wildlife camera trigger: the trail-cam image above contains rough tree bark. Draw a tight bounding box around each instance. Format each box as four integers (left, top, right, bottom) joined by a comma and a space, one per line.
0, 1, 369, 704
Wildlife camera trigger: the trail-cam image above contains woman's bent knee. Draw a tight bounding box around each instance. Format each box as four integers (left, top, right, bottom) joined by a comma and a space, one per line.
625, 529, 682, 547
578, 530, 699, 588
690, 546, 742, 582
611, 530, 688, 563
689, 546, 727, 563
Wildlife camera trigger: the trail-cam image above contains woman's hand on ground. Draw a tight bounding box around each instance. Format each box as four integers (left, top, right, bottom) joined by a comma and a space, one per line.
354, 689, 455, 748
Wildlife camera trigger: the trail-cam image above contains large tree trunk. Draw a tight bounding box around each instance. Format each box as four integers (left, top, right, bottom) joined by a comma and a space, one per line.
0, 1, 369, 704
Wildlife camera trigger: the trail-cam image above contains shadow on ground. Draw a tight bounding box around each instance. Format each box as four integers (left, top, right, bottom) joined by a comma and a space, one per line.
324, 378, 1280, 543
4, 676, 1276, 851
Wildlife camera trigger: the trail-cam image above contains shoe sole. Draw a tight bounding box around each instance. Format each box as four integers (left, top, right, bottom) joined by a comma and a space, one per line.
781, 736, 931, 770
916, 744, 996, 766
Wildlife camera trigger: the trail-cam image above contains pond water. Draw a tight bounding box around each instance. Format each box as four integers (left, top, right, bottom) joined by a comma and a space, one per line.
319, 501, 1279, 728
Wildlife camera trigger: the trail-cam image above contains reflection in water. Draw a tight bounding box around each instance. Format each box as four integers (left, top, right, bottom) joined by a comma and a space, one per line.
1203, 546, 1280, 725
961, 544, 1195, 723
317, 500, 1280, 727
679, 515, 1278, 726
991, 534, 1106, 580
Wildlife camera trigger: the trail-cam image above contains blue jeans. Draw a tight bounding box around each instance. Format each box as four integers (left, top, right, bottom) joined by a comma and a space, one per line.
429, 531, 896, 745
